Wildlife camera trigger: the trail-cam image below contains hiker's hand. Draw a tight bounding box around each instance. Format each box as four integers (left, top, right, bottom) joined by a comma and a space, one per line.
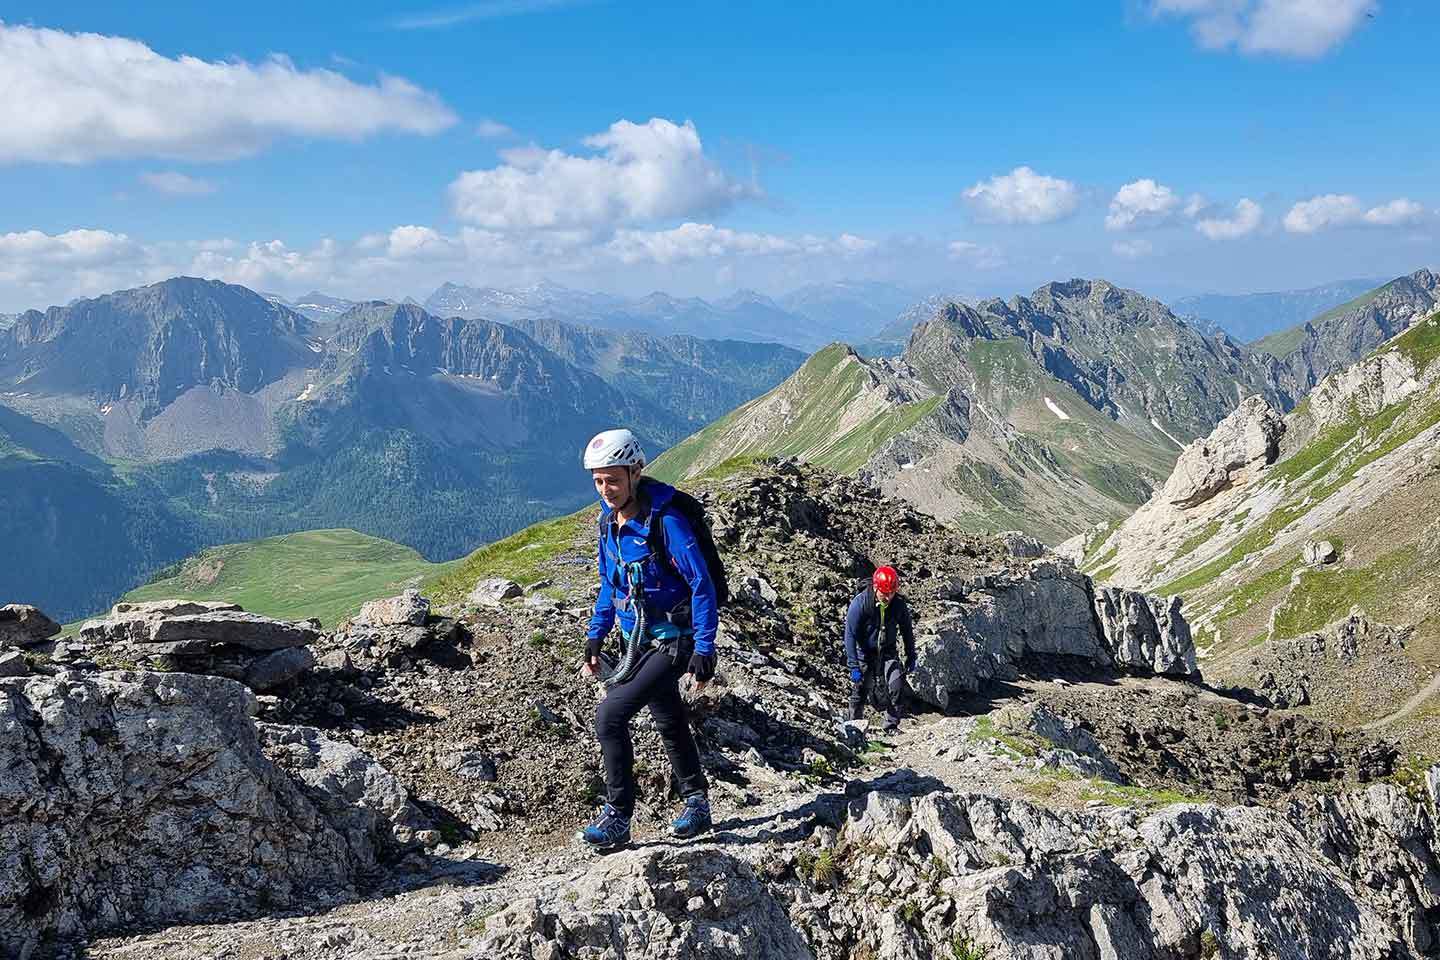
584, 637, 602, 677
687, 651, 716, 687
583, 657, 600, 678
905, 654, 917, 673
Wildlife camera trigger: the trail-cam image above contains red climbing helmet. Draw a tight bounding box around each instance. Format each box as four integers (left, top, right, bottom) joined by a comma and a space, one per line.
872, 566, 899, 599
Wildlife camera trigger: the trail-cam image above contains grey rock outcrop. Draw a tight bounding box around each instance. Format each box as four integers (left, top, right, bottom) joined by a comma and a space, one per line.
0, 650, 28, 677
1159, 395, 1284, 508
81, 604, 318, 651
259, 724, 432, 858
356, 589, 429, 627
469, 578, 523, 607
823, 774, 1440, 960
0, 604, 61, 648
244, 645, 319, 692
1303, 539, 1338, 567
910, 560, 1196, 709
997, 531, 1046, 559
460, 764, 1440, 960
474, 847, 814, 960
79, 601, 320, 692
1092, 587, 1197, 676
0, 672, 369, 956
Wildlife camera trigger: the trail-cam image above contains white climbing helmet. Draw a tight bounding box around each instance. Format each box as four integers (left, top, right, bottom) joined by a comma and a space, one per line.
583, 428, 646, 471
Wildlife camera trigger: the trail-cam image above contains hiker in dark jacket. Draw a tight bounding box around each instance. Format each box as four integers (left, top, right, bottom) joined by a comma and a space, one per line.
843, 565, 915, 733
578, 428, 717, 852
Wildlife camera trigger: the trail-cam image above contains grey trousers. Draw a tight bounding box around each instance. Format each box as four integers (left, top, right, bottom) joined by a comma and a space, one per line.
848, 658, 905, 727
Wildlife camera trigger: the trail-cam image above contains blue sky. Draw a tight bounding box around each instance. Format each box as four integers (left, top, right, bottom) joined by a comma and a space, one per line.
0, 0, 1435, 312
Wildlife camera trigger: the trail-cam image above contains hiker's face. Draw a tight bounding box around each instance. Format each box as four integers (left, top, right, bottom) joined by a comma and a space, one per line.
592, 466, 637, 510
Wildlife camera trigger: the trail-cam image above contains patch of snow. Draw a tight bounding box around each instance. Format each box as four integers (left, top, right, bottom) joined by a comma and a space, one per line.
900, 462, 915, 471
99, 403, 112, 415
1151, 418, 1184, 448
294, 383, 316, 403
1043, 397, 1071, 421
306, 338, 324, 353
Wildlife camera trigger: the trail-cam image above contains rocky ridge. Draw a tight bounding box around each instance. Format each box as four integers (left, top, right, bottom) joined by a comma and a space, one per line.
1077, 312, 1440, 747
657, 278, 1307, 545
4, 459, 1429, 958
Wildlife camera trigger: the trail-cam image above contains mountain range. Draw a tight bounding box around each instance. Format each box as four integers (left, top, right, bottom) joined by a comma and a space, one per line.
1171, 277, 1388, 343
656, 269, 1440, 543
422, 279, 915, 352
0, 278, 802, 619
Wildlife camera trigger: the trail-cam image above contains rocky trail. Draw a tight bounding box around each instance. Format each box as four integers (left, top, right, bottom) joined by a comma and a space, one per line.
1363, 671, 1440, 732
3, 460, 1436, 960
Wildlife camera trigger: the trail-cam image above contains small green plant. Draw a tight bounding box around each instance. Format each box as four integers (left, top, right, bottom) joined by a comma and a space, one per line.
1199, 929, 1220, 959
528, 628, 548, 649
1385, 753, 1436, 805
805, 755, 836, 781
1213, 713, 1230, 732
898, 901, 923, 927
812, 848, 840, 888
951, 933, 991, 960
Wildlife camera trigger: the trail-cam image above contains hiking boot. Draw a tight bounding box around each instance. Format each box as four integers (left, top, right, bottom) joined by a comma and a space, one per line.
670, 793, 712, 840
883, 716, 901, 735
580, 803, 631, 852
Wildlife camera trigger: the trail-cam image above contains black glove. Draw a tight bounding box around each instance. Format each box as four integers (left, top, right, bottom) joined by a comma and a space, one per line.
687, 651, 716, 682
586, 636, 603, 662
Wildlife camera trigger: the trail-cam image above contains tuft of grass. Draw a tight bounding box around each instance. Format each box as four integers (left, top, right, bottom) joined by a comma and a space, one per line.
1077, 781, 1207, 808
970, 716, 1041, 758
1384, 753, 1436, 804
951, 934, 992, 960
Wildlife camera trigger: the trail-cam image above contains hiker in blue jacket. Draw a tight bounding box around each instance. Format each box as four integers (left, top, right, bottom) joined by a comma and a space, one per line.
844, 566, 915, 734
579, 428, 717, 852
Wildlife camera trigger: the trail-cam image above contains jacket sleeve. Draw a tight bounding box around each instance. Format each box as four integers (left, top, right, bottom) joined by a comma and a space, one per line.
660, 511, 719, 656
843, 593, 866, 671
899, 597, 916, 662
587, 530, 617, 643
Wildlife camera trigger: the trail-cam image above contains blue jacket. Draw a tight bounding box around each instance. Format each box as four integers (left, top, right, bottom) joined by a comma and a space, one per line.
843, 588, 915, 672
587, 478, 719, 656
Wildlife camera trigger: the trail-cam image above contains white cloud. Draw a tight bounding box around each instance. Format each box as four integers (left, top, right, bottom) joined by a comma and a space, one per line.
1283, 194, 1361, 234
476, 118, 515, 139
946, 240, 1006, 269
1284, 194, 1428, 233
139, 171, 216, 196
385, 225, 463, 260
1196, 198, 1263, 239
962, 166, 1079, 225
1106, 179, 1179, 230
1112, 238, 1156, 259
188, 238, 341, 290
1151, 0, 1376, 58
449, 118, 756, 234
607, 222, 874, 265
389, 0, 586, 30
0, 23, 457, 164
0, 228, 138, 266
1363, 198, 1426, 227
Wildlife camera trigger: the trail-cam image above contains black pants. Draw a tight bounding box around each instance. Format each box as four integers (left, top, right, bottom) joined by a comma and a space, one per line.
849, 658, 905, 727
595, 649, 707, 816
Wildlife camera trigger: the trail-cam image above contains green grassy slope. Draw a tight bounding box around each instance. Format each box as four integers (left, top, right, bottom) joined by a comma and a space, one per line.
120, 528, 454, 627
650, 344, 942, 483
